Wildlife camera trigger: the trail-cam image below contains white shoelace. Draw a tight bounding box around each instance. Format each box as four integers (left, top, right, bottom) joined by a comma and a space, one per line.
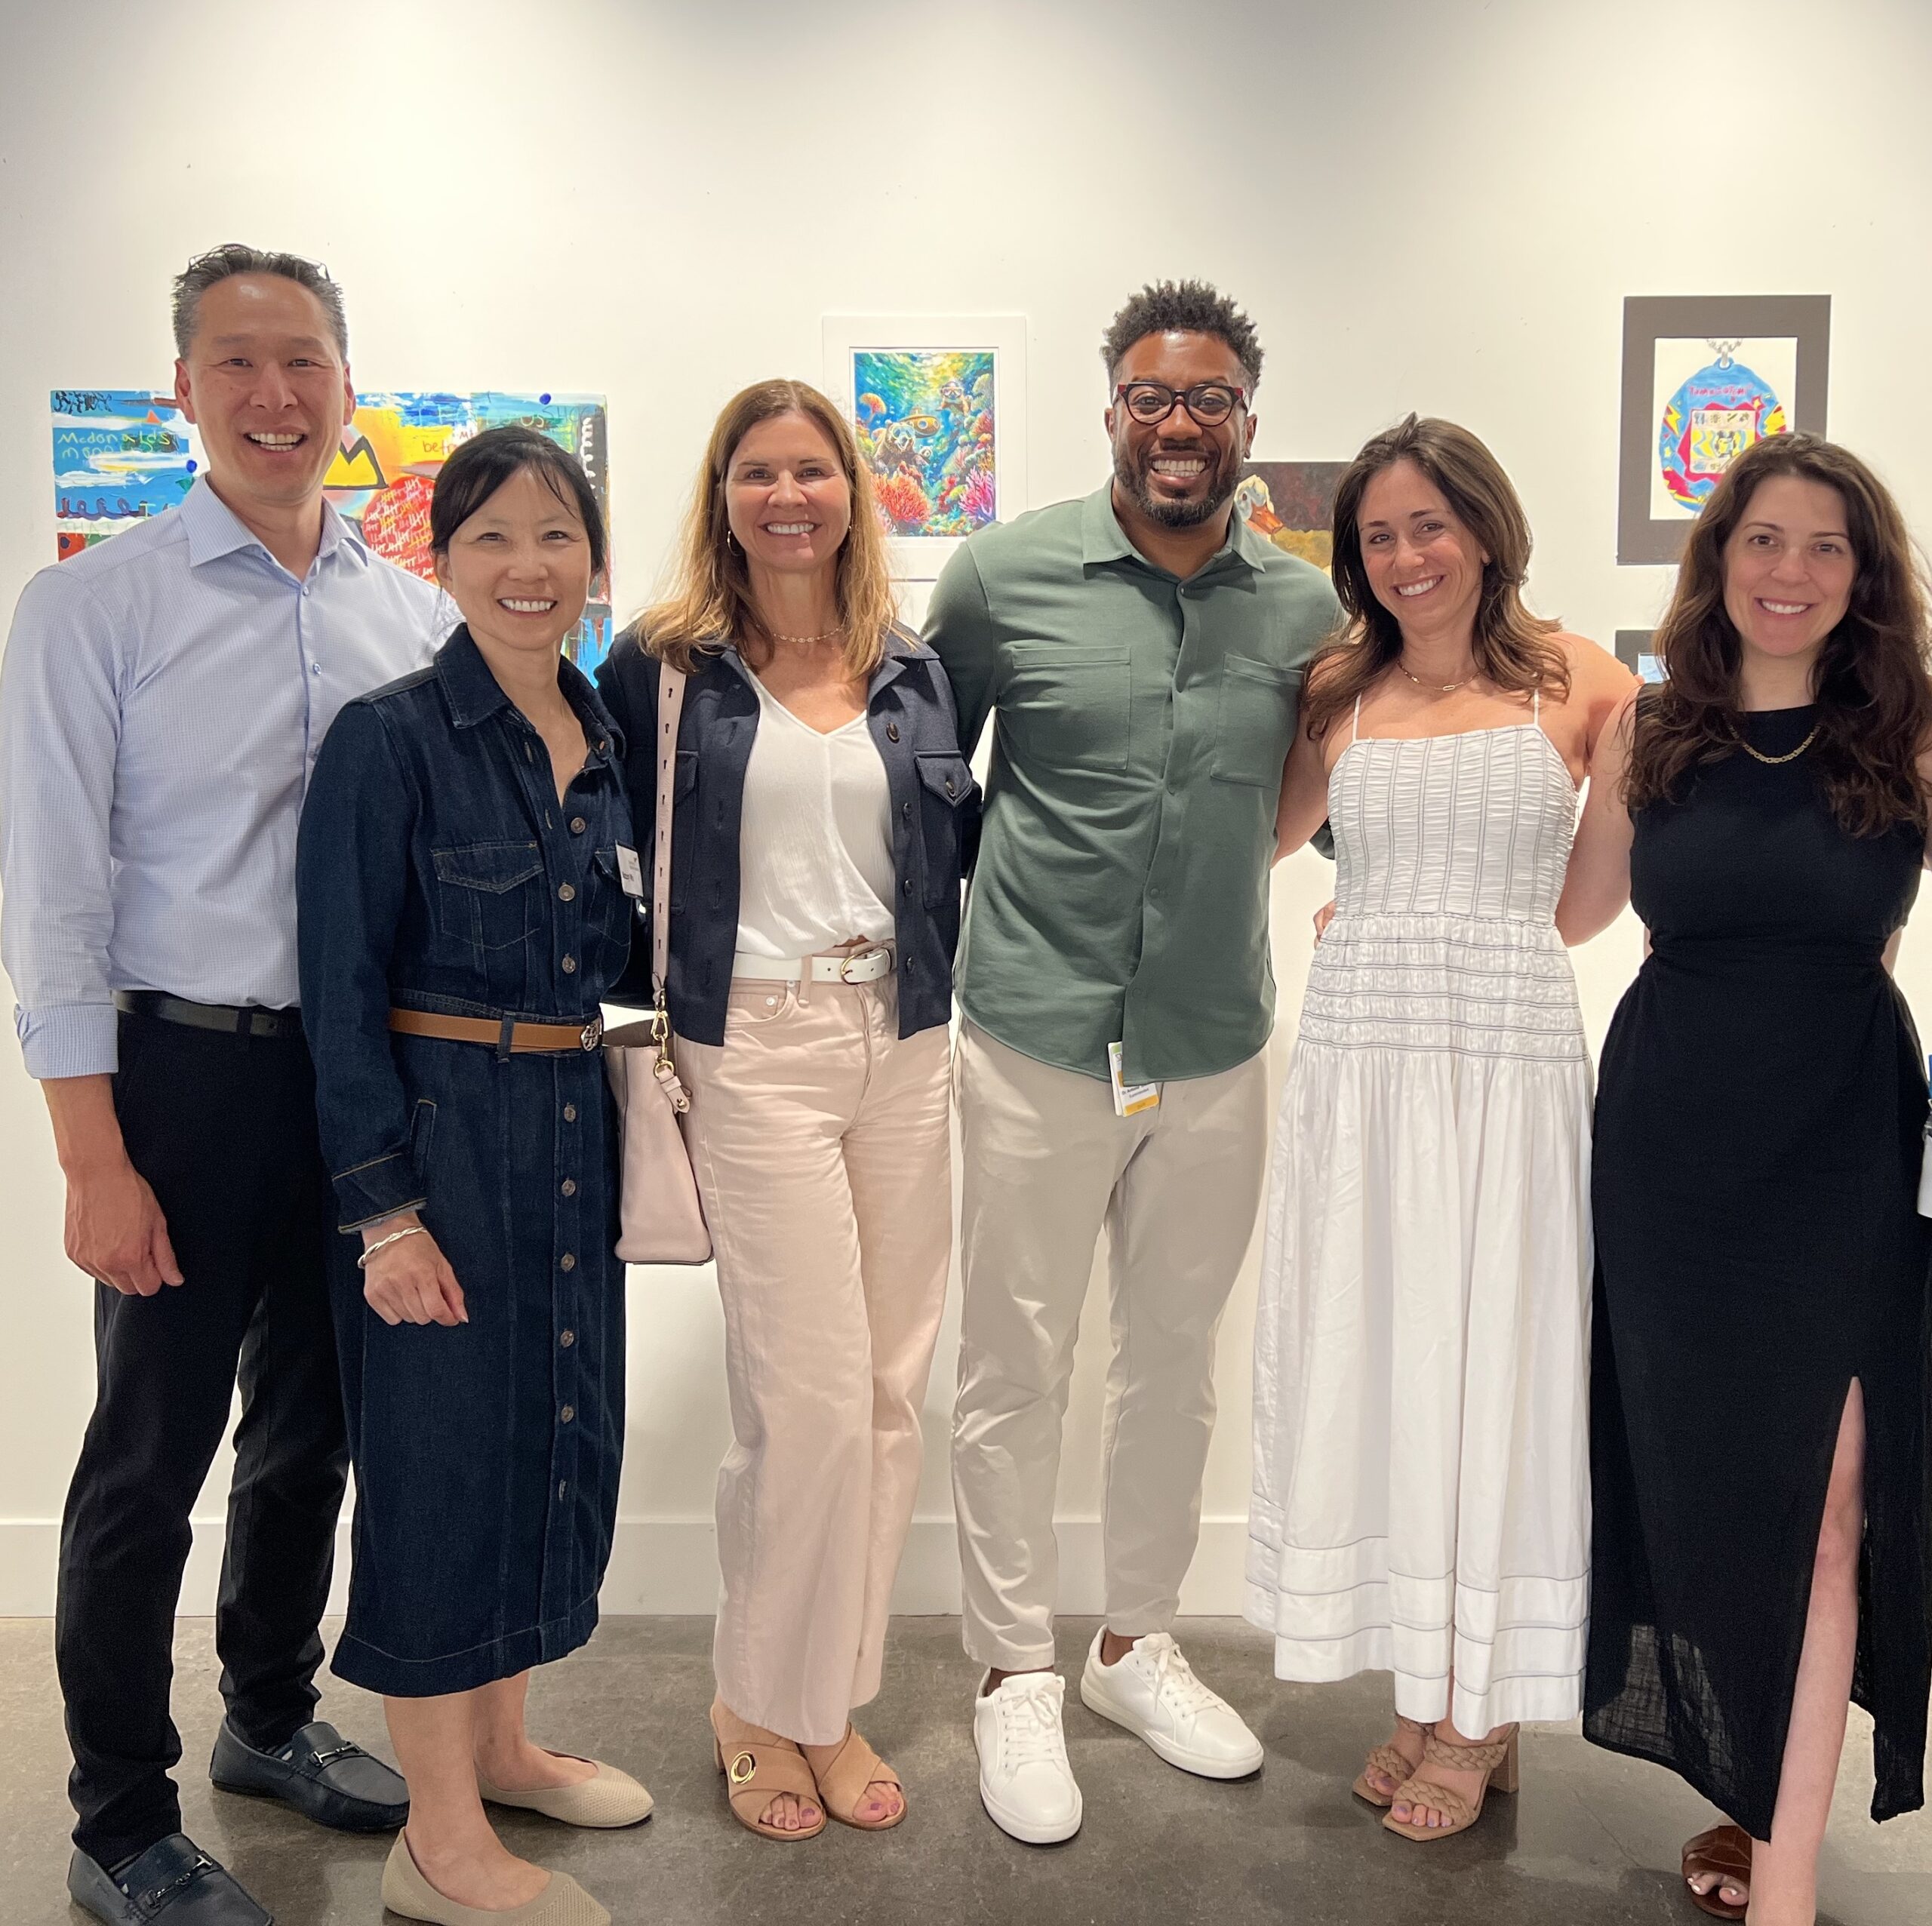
993, 1675, 1072, 1771
1132, 1634, 1223, 1717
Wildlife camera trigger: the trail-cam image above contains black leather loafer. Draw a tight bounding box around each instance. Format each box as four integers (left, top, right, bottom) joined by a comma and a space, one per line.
68, 1834, 272, 1925
210, 1718, 408, 1831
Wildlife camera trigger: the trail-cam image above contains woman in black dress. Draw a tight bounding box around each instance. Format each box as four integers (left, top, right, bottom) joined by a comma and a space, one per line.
1558, 433, 1931, 1924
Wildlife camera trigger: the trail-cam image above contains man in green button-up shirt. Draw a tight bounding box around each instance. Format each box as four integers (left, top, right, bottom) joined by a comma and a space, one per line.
928, 282, 1339, 1842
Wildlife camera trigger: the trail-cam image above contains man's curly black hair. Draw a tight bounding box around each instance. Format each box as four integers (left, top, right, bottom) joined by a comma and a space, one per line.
1101, 279, 1263, 389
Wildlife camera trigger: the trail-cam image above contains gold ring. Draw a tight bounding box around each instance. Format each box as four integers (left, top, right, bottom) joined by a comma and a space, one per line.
728, 1751, 756, 1786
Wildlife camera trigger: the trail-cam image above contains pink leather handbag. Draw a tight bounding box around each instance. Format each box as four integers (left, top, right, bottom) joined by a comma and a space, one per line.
603, 660, 712, 1264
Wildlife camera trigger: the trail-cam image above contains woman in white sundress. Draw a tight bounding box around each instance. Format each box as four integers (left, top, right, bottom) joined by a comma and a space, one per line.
1249, 414, 1633, 1844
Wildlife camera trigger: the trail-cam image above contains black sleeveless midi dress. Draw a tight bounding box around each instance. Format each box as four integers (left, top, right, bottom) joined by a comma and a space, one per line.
1584, 703, 1930, 1838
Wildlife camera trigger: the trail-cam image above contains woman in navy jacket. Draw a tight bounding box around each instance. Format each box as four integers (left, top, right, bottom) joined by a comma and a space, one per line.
597, 379, 977, 1842
300, 429, 648, 1926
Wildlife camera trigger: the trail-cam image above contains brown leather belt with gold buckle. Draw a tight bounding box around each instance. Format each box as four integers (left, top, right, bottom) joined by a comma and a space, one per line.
388, 1008, 605, 1053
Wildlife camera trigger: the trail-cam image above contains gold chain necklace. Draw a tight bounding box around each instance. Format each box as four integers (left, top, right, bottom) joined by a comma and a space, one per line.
764, 622, 844, 646
1398, 657, 1476, 694
1736, 722, 1820, 765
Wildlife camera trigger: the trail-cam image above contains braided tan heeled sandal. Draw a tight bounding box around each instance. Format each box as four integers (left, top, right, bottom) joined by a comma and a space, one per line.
1382, 1724, 1519, 1841
709, 1704, 826, 1841
1352, 1714, 1432, 1808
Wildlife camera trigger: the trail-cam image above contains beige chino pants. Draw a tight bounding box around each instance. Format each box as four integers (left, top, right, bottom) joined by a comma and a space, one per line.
677, 976, 952, 1744
951, 1020, 1270, 1672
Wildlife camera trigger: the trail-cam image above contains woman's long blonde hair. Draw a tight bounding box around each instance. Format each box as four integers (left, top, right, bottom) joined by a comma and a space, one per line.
641, 378, 897, 677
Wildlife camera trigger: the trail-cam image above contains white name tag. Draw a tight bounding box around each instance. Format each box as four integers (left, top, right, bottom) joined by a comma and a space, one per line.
615, 845, 645, 899
1108, 1041, 1161, 1118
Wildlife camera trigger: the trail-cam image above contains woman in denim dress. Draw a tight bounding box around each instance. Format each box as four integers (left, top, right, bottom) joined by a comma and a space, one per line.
299, 428, 646, 1926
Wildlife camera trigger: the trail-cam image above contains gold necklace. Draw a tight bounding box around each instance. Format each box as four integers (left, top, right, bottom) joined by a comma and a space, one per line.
1398, 657, 1475, 694
1736, 722, 1820, 765
764, 621, 844, 646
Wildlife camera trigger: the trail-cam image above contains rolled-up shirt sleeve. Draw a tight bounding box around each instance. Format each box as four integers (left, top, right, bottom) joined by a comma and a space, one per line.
0, 567, 126, 1079
297, 700, 426, 1232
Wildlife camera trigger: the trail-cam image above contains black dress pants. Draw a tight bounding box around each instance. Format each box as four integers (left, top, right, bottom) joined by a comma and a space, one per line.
55, 1010, 349, 1866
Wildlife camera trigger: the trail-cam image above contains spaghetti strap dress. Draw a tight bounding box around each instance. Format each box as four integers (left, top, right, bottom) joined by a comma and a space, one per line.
1584, 702, 1931, 1837
1248, 693, 1595, 1737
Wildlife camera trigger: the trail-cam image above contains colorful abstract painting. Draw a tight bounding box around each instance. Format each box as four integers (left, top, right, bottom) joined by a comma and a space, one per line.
325, 393, 611, 668
851, 350, 996, 540
1236, 461, 1347, 571
51, 389, 614, 669
53, 390, 197, 560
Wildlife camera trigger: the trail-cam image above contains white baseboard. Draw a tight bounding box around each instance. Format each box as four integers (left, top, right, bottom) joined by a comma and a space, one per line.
0, 1516, 1256, 1619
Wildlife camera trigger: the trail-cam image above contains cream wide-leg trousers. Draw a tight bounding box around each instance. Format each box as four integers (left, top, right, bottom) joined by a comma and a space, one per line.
950, 1020, 1270, 1672
676, 976, 952, 1745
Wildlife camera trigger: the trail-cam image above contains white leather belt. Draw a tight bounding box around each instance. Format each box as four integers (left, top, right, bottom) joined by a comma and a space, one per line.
732, 943, 895, 986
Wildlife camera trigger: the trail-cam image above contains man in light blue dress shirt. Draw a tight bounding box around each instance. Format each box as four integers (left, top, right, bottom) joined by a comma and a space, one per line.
0, 245, 440, 1926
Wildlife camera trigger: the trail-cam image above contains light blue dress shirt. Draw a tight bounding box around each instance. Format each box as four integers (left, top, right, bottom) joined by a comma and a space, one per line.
0, 480, 443, 1078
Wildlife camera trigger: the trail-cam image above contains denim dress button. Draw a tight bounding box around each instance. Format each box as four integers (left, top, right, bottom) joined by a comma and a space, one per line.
560, 1252, 577, 1272
561, 1178, 577, 1197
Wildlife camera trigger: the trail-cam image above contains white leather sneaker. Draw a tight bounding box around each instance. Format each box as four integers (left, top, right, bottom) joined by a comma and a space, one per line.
973, 1672, 1083, 1844
1078, 1631, 1264, 1778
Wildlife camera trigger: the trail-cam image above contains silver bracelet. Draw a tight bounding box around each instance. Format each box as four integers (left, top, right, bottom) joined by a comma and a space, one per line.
357, 1224, 429, 1271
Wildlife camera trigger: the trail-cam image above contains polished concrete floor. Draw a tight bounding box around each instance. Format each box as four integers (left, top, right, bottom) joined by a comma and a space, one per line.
1, 1616, 1924, 1926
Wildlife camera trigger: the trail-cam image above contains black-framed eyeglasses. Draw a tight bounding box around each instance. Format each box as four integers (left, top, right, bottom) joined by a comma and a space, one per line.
1114, 380, 1249, 426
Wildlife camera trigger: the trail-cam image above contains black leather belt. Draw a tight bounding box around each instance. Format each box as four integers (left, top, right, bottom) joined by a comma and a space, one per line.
114, 991, 301, 1039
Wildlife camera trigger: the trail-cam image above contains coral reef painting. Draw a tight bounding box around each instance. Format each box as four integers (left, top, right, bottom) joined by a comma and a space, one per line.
851, 349, 996, 541
1235, 460, 1347, 571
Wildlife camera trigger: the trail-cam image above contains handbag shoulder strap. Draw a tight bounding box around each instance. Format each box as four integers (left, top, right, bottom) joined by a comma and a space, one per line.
652, 657, 688, 1002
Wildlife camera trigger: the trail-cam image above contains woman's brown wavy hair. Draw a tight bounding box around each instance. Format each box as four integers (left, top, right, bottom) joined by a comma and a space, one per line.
641, 378, 897, 677
1625, 433, 1932, 835
1300, 414, 1568, 743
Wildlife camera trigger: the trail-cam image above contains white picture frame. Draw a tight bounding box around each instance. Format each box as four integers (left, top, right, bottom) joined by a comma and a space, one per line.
822, 314, 1029, 581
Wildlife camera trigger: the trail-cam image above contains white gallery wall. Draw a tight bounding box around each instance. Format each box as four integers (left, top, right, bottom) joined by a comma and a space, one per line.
4, 0, 1932, 1615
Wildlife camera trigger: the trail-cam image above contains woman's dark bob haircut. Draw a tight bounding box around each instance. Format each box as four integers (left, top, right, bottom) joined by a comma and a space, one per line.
428, 423, 607, 579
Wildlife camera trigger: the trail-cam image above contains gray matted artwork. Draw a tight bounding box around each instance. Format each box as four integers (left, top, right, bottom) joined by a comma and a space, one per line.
1614, 629, 1666, 684
1617, 296, 1830, 567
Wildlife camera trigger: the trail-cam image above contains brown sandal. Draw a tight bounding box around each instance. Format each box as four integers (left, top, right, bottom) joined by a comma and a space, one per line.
1352, 1714, 1432, 1808
1681, 1824, 1752, 1920
1382, 1725, 1519, 1841
709, 1704, 826, 1841
803, 1726, 906, 1831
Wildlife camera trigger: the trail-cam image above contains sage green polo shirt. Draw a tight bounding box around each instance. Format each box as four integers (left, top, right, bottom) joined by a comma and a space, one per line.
924, 484, 1339, 1083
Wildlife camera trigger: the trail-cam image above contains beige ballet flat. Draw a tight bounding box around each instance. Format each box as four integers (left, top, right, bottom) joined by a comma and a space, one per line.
1382, 1726, 1519, 1841
475, 1755, 653, 1827
1352, 1713, 1432, 1808
380, 1834, 610, 1925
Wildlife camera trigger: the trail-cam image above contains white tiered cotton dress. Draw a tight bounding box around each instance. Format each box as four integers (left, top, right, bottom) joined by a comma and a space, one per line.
1246, 697, 1592, 1735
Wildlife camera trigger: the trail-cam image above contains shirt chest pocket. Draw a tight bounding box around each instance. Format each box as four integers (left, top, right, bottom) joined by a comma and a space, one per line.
915, 750, 978, 907
1001, 642, 1132, 774
1211, 657, 1301, 788
432, 842, 544, 954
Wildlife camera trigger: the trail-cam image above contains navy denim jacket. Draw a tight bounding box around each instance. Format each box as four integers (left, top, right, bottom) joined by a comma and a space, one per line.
298, 627, 633, 1229
595, 623, 978, 1043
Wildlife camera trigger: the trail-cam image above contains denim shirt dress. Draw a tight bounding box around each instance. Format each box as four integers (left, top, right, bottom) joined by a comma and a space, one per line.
297, 626, 634, 1698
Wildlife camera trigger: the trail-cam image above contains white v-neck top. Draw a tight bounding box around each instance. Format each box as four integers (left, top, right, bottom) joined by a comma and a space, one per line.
735, 673, 897, 959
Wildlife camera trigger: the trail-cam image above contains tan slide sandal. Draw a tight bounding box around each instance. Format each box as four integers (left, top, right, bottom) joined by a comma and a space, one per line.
475, 1755, 653, 1828
380, 1834, 609, 1925
1352, 1713, 1432, 1809
805, 1726, 906, 1831
1381, 1725, 1519, 1841
709, 1705, 826, 1841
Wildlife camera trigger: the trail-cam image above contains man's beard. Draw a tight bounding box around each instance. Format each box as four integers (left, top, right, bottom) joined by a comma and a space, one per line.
1113, 442, 1236, 528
